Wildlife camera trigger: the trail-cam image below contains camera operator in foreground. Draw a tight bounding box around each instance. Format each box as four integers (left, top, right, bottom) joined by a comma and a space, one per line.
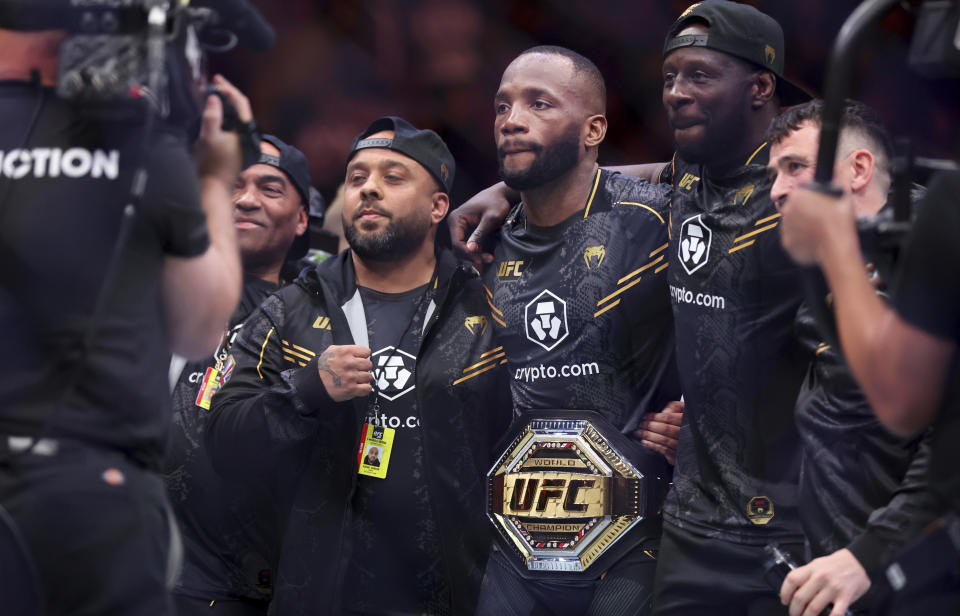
0, 8, 262, 613
779, 132, 960, 612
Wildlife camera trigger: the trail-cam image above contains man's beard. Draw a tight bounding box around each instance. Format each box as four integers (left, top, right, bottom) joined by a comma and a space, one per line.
497, 124, 581, 191
344, 206, 432, 262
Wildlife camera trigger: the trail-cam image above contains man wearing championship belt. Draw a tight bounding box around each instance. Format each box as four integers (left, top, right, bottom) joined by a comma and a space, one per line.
451, 3, 814, 613
473, 45, 682, 616
204, 116, 511, 615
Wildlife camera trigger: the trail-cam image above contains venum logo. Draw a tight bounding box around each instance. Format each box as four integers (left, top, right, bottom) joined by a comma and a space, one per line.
583, 245, 605, 269
524, 289, 569, 351
464, 315, 488, 335
678, 214, 712, 275
371, 346, 416, 401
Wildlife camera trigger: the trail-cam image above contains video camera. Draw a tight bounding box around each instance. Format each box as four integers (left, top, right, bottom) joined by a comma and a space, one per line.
0, 0, 273, 120
799, 0, 960, 350
815, 0, 960, 261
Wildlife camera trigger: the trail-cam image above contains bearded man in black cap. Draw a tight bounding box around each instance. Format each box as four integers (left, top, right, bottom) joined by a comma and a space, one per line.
166, 134, 312, 616
205, 116, 511, 615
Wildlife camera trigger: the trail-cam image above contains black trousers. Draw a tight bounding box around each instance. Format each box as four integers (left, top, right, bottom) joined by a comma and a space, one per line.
652, 521, 804, 616
0, 441, 174, 616
475, 545, 657, 616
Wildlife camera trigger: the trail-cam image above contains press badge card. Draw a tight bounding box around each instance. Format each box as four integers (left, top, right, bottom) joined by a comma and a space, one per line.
357, 423, 394, 479
194, 367, 220, 410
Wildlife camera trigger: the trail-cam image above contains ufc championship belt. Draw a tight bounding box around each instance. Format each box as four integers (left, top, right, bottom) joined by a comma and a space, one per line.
487, 410, 667, 578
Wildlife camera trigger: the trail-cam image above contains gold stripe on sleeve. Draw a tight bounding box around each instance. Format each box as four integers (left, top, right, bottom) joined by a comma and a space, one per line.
257, 327, 275, 380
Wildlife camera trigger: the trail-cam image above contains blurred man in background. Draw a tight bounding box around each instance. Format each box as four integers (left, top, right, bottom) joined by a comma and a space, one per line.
166, 134, 312, 616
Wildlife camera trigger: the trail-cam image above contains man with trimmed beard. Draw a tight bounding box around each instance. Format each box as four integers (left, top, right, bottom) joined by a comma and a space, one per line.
450, 3, 814, 612
474, 45, 681, 616
205, 116, 511, 615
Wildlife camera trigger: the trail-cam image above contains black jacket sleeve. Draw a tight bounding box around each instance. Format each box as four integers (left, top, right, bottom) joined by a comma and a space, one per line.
846, 429, 943, 573
205, 293, 343, 473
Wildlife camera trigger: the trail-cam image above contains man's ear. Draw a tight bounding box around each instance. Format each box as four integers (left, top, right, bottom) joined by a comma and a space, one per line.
847, 149, 875, 192
584, 114, 608, 148
751, 71, 777, 108
431, 192, 450, 224
295, 207, 309, 235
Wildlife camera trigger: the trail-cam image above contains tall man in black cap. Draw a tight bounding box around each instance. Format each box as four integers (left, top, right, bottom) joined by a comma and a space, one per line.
651, 2, 812, 613
205, 116, 511, 615
166, 134, 312, 616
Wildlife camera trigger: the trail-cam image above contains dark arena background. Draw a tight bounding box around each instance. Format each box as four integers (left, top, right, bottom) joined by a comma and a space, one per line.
211, 0, 960, 209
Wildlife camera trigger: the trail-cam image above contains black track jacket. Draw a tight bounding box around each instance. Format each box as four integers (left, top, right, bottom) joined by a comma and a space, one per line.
206, 249, 511, 615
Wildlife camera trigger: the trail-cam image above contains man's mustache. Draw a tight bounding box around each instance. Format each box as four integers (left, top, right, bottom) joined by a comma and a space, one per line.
497, 140, 543, 159
352, 204, 393, 221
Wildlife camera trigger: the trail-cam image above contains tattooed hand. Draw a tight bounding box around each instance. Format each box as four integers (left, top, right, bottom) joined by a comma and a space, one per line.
316, 345, 373, 402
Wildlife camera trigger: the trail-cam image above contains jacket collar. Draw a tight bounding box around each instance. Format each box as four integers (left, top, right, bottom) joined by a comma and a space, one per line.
295, 246, 473, 345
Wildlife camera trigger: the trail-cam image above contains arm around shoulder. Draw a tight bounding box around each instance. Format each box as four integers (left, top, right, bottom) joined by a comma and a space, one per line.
606, 162, 669, 184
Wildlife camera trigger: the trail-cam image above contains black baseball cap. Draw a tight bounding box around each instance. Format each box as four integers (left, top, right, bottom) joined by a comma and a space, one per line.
258, 134, 313, 259
347, 116, 456, 195
663, 0, 811, 106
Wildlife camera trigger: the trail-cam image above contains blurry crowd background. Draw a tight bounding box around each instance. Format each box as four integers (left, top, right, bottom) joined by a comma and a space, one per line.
211, 0, 960, 208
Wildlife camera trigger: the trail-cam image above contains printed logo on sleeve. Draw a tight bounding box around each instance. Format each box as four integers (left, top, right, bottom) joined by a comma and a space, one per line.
678, 214, 712, 275
524, 289, 569, 351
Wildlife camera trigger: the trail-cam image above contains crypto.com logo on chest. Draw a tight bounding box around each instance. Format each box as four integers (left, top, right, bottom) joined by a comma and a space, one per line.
678, 214, 712, 275
372, 346, 416, 401
524, 289, 569, 352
